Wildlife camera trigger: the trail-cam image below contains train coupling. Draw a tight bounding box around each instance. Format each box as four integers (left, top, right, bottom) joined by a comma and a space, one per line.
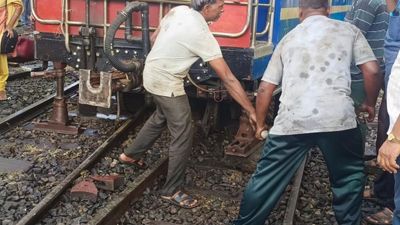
225, 112, 261, 157
78, 69, 140, 108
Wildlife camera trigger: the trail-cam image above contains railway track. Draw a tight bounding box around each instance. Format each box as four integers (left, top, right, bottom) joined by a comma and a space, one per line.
8, 125, 309, 225
0, 78, 151, 224
0, 82, 78, 134
111, 137, 308, 225
0, 63, 78, 119
16, 108, 151, 225
3, 121, 382, 225
1, 93, 383, 225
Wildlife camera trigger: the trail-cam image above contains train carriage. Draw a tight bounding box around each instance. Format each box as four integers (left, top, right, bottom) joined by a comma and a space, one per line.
30, 0, 352, 155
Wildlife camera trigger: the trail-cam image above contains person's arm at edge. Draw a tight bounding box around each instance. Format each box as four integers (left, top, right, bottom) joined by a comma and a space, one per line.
378, 115, 400, 173
208, 58, 256, 124
358, 60, 382, 121
255, 81, 276, 140
5, 3, 23, 38
386, 0, 398, 12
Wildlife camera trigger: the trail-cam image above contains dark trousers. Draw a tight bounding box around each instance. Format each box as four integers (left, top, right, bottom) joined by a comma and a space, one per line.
374, 95, 395, 209
394, 159, 400, 225
233, 127, 365, 225
124, 94, 193, 195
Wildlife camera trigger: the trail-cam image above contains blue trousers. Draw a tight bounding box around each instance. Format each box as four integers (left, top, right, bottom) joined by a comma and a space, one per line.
21, 0, 31, 26
233, 127, 365, 225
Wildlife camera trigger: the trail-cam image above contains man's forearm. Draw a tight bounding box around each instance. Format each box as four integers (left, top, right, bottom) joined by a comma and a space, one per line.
209, 58, 255, 114
386, 0, 398, 12
364, 73, 382, 107
360, 61, 382, 107
223, 77, 255, 114
6, 4, 22, 29
255, 81, 276, 128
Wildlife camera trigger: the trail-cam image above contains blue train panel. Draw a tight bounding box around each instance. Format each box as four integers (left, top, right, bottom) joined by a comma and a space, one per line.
250, 0, 352, 80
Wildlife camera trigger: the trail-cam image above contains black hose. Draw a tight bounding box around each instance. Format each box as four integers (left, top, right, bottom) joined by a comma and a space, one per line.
104, 2, 148, 72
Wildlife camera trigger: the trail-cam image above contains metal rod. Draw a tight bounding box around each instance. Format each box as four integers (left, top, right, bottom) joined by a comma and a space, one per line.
54, 63, 67, 110
30, 0, 62, 24
104, 0, 108, 46
125, 0, 134, 41
64, 0, 71, 52
282, 155, 308, 225
256, 0, 273, 37
86, 0, 90, 27
268, 0, 275, 44
251, 0, 259, 47
141, 4, 150, 56
211, 0, 252, 38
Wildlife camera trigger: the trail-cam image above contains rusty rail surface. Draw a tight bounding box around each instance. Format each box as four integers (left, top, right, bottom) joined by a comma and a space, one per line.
0, 81, 79, 135
7, 70, 31, 81
89, 157, 168, 225
16, 107, 148, 225
282, 155, 308, 225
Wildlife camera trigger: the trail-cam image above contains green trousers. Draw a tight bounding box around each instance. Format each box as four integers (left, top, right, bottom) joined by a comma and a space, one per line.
233, 127, 365, 225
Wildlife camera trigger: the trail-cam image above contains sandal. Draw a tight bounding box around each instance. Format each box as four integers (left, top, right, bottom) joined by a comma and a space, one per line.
365, 208, 393, 225
118, 153, 147, 169
161, 190, 199, 209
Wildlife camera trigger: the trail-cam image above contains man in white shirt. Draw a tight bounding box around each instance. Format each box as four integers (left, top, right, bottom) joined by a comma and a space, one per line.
233, 0, 381, 224
119, 0, 256, 209
378, 51, 400, 225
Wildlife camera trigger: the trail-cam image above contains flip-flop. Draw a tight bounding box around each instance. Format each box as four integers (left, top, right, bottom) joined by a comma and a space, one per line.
161, 190, 199, 209
118, 153, 147, 169
365, 208, 393, 225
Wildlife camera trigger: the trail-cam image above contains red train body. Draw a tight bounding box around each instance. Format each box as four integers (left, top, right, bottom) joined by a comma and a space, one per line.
34, 0, 253, 48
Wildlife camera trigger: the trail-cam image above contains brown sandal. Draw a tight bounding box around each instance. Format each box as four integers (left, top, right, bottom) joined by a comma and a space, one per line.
161, 190, 199, 209
118, 153, 147, 169
365, 208, 393, 225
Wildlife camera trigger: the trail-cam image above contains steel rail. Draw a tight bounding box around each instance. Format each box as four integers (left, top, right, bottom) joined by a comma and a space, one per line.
0, 81, 79, 135
7, 70, 31, 81
15, 107, 148, 225
89, 157, 168, 225
282, 154, 308, 225
267, 0, 275, 44
256, 0, 274, 37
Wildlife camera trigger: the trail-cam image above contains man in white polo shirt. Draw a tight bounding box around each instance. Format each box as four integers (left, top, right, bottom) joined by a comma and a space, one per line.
119, 0, 256, 208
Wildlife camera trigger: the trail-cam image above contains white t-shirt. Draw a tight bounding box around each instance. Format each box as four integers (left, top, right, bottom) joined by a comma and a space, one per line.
262, 15, 376, 135
387, 52, 400, 133
143, 6, 223, 97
